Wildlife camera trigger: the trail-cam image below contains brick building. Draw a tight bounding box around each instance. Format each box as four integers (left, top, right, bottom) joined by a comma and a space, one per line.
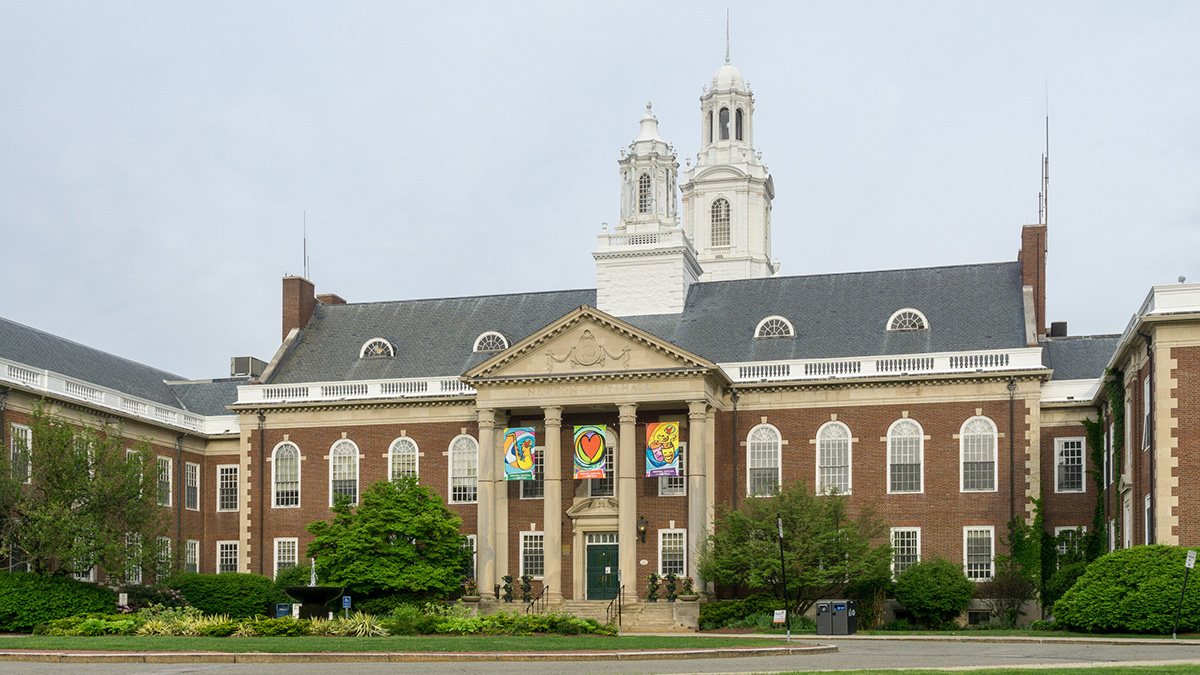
2, 58, 1198, 614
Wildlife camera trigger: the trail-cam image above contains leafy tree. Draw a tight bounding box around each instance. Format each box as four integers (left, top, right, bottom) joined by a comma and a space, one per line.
0, 403, 166, 578
306, 476, 473, 602
894, 557, 974, 628
697, 481, 891, 617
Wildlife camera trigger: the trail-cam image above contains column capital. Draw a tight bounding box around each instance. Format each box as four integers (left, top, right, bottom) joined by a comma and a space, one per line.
617, 402, 638, 425
688, 400, 709, 420
542, 405, 563, 427
476, 408, 497, 429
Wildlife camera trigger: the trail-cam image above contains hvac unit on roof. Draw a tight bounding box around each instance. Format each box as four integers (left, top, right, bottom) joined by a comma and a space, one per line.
230, 356, 267, 378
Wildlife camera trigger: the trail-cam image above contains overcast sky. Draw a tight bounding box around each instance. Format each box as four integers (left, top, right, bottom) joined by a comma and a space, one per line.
2, 1, 1197, 380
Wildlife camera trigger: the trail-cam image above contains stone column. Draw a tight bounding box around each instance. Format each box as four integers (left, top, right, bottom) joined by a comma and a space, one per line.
493, 411, 509, 584
542, 406, 563, 603
617, 402, 638, 602
476, 408, 497, 599
687, 401, 709, 591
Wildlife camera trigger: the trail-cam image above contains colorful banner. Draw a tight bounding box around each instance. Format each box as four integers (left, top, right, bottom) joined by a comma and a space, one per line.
504, 427, 536, 481
645, 422, 681, 477
573, 425, 606, 479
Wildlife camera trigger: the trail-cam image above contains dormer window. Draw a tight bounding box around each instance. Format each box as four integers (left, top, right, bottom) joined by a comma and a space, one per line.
638, 173, 651, 213
888, 309, 929, 332
359, 338, 394, 358
754, 316, 794, 338
473, 331, 509, 353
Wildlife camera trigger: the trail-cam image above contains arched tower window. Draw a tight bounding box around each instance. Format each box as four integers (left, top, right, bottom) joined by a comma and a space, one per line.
272, 442, 300, 508
711, 197, 730, 247
638, 173, 651, 214
706, 110, 713, 144
389, 436, 419, 480
735, 109, 744, 141
816, 422, 852, 494
719, 107, 730, 140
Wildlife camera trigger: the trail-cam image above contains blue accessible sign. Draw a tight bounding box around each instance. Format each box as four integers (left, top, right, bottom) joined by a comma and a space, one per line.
342, 596, 352, 609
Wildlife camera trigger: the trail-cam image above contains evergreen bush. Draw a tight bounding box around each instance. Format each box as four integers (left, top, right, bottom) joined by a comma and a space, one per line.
1055, 546, 1200, 633
166, 572, 284, 618
699, 593, 780, 629
893, 558, 974, 628
0, 572, 116, 632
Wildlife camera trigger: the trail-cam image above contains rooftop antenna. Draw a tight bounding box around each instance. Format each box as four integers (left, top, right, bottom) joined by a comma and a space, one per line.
725, 9, 730, 64
303, 211, 310, 280
1038, 79, 1049, 227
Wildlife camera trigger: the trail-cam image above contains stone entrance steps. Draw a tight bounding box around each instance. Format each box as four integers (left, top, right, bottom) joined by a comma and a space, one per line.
555, 599, 696, 633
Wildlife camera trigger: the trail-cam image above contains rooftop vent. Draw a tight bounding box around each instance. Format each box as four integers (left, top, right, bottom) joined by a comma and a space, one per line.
1049, 322, 1068, 338
230, 356, 267, 378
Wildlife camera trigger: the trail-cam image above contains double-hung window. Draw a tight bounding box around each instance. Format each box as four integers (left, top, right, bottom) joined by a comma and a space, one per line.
389, 437, 419, 480
816, 422, 851, 494
658, 529, 686, 577
1055, 438, 1085, 493
217, 541, 239, 574
217, 465, 239, 512
156, 456, 172, 506
964, 527, 994, 580
888, 419, 923, 493
520, 531, 544, 578
449, 435, 478, 503
185, 540, 199, 574
185, 462, 200, 510
329, 439, 359, 505
273, 442, 300, 507
274, 538, 298, 578
960, 417, 997, 492
521, 447, 545, 499
10, 424, 31, 483
891, 527, 920, 576
747, 424, 781, 497
659, 443, 686, 496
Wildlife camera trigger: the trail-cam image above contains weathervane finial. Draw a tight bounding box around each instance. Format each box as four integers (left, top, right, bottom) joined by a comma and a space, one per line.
725, 10, 730, 64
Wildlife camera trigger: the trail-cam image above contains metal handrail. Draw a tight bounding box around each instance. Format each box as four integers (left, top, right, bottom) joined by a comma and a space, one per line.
605, 585, 624, 635
525, 584, 548, 614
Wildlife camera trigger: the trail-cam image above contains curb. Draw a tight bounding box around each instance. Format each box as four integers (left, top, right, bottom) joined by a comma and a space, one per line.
0, 644, 836, 663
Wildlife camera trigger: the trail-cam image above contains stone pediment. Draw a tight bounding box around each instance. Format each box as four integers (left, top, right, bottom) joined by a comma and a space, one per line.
566, 496, 619, 520
464, 305, 715, 382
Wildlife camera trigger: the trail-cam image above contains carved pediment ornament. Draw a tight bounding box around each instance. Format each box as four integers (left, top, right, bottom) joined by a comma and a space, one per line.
546, 329, 630, 372
566, 497, 620, 519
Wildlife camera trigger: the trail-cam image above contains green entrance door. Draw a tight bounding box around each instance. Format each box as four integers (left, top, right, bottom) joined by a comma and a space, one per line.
586, 544, 620, 600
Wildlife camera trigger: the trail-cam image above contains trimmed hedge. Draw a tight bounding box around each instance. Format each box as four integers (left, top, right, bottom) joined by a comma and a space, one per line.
699, 593, 781, 629
1055, 546, 1200, 633
0, 572, 116, 632
166, 573, 286, 619
893, 558, 974, 628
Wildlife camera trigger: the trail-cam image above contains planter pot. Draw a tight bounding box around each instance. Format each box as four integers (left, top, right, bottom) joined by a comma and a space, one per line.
646, 596, 658, 602
678, 594, 699, 601
667, 597, 677, 602
462, 595, 481, 602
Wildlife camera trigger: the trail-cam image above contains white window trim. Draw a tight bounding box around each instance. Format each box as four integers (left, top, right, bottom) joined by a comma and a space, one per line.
753, 315, 795, 339
890, 527, 921, 577
328, 439, 360, 506
10, 423, 31, 484
185, 539, 199, 574
520, 446, 545, 500
1145, 494, 1152, 545
815, 421, 852, 495
1106, 422, 1114, 486
216, 464, 239, 512
157, 456, 173, 506
658, 442, 687, 497
887, 418, 924, 494
388, 436, 420, 481
359, 337, 394, 358
271, 441, 302, 509
1054, 437, 1087, 494
472, 331, 509, 353
886, 307, 929, 332
185, 461, 201, 511
465, 534, 477, 579
963, 526, 995, 581
746, 423, 783, 497
519, 530, 545, 579
657, 528, 687, 577
274, 537, 299, 578
1143, 376, 1152, 449
216, 540, 239, 574
449, 434, 479, 504
157, 536, 172, 578
958, 416, 998, 493
1054, 525, 1086, 556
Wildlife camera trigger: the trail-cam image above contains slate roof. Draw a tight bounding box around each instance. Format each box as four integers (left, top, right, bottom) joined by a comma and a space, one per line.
268, 262, 1030, 383
167, 378, 250, 416
1040, 334, 1121, 381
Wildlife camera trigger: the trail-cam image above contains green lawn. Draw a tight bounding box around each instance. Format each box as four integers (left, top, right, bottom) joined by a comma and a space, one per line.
0, 634, 783, 653
769, 670, 1200, 675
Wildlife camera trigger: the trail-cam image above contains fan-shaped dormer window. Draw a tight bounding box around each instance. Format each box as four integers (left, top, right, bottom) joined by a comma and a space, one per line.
637, 173, 651, 214
755, 315, 794, 339
473, 331, 509, 353
711, 197, 730, 247
359, 338, 394, 358
887, 308, 929, 332
735, 108, 744, 141
719, 107, 730, 140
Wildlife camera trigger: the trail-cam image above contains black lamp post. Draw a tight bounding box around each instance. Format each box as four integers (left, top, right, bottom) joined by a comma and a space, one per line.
637, 515, 648, 543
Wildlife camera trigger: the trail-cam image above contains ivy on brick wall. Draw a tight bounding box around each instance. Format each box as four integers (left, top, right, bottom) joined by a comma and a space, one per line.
1081, 367, 1125, 561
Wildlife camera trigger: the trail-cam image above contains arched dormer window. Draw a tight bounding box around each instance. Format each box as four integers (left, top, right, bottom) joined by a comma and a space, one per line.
360, 338, 394, 358
272, 442, 300, 508
735, 109, 744, 141
473, 331, 508, 353
887, 309, 929, 332
719, 107, 730, 140
637, 173, 651, 213
960, 416, 997, 492
706, 110, 714, 143
754, 315, 794, 338
711, 197, 730, 247
389, 436, 419, 480
816, 421, 851, 494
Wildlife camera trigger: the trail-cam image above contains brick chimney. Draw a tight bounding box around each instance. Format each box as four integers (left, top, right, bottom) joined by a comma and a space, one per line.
316, 293, 346, 305
282, 276, 316, 341
1018, 224, 1047, 337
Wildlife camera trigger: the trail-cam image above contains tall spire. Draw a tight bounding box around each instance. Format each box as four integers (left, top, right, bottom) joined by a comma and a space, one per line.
725, 10, 730, 64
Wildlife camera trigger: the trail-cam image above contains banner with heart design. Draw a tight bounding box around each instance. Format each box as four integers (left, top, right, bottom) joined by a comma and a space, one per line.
503, 427, 536, 481
645, 422, 680, 477
573, 425, 606, 479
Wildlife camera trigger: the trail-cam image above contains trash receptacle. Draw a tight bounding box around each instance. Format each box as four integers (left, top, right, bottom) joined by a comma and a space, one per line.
816, 599, 857, 635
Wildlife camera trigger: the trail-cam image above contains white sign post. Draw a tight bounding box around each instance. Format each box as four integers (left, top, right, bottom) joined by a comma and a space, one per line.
1173, 551, 1197, 639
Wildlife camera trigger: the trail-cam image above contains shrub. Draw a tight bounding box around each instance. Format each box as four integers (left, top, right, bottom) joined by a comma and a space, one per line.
1055, 546, 1200, 633
166, 573, 284, 618
0, 572, 117, 632
878, 617, 913, 631
117, 584, 189, 612
357, 594, 413, 616
977, 559, 1036, 628
249, 617, 311, 637
197, 621, 239, 637
699, 593, 780, 630
893, 558, 974, 628
1044, 561, 1088, 614
33, 613, 139, 636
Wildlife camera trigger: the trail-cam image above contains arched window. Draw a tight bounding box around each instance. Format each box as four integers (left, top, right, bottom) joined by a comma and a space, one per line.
329, 439, 358, 505
637, 173, 651, 213
473, 331, 508, 353
960, 417, 998, 492
888, 419, 923, 493
359, 338, 394, 358
707, 110, 714, 143
449, 435, 478, 503
272, 442, 300, 508
389, 437, 419, 480
735, 109, 744, 141
711, 197, 730, 247
816, 422, 851, 494
887, 308, 929, 332
747, 424, 781, 497
719, 107, 730, 140
755, 315, 794, 338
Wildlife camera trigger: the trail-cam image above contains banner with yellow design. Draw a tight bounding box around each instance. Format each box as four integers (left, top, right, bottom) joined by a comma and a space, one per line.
645, 422, 680, 477
573, 425, 605, 479
503, 427, 536, 481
